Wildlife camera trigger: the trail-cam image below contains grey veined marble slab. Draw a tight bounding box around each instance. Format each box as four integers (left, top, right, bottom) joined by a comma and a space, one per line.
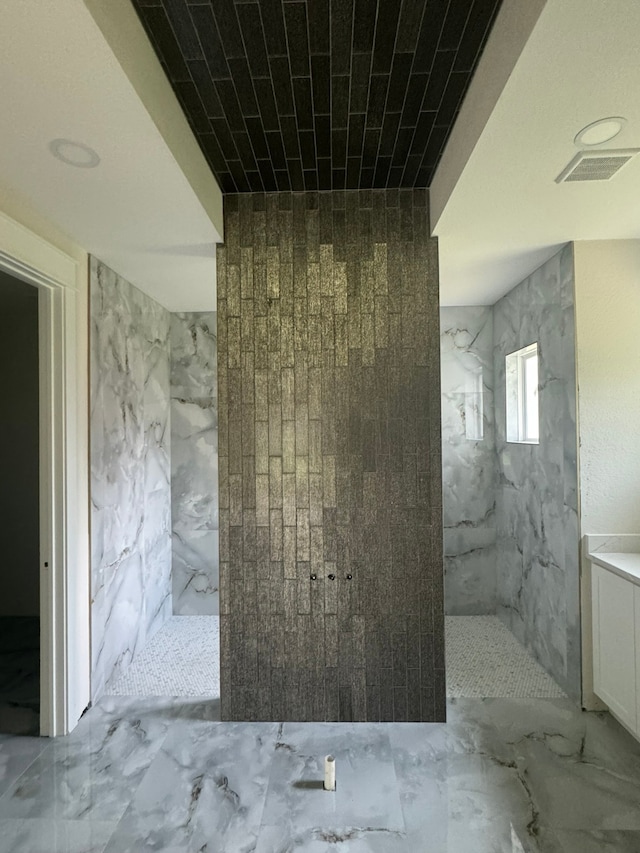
0, 819, 117, 853
0, 697, 181, 825
440, 306, 497, 616
0, 734, 48, 799
261, 723, 404, 833
493, 245, 580, 702
102, 719, 279, 853
170, 312, 219, 616
90, 258, 172, 699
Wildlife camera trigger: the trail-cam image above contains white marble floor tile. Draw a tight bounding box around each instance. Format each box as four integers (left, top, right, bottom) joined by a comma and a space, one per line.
518, 766, 640, 831
0, 734, 48, 798
0, 819, 116, 853
466, 699, 640, 830
255, 818, 534, 853
0, 697, 182, 823
538, 829, 640, 853
390, 721, 537, 849
262, 723, 404, 833
103, 720, 279, 853
254, 823, 408, 853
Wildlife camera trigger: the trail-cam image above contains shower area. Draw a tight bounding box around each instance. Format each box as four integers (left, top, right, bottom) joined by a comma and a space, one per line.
441, 245, 581, 702
90, 258, 220, 701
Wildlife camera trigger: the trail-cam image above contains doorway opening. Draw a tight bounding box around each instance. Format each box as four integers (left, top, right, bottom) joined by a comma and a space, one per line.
0, 212, 91, 737
0, 271, 40, 735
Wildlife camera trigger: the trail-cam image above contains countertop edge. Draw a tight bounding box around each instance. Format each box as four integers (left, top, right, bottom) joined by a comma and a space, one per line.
588, 552, 640, 587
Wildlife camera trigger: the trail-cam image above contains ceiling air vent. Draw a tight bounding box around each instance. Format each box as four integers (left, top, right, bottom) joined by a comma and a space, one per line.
556, 149, 640, 183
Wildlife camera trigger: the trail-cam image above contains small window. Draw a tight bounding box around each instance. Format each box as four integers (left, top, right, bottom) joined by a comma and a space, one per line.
506, 343, 539, 444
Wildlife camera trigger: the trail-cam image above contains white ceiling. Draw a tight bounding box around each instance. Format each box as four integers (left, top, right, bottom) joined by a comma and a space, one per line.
5, 0, 637, 313
0, 0, 223, 312
432, 0, 640, 306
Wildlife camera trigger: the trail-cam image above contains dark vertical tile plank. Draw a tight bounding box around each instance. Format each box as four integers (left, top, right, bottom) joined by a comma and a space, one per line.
253, 79, 281, 132
269, 56, 296, 116
308, 0, 330, 55
140, 7, 192, 81
259, 0, 288, 56
370, 1, 401, 75
365, 75, 389, 129
400, 73, 429, 128
211, 0, 245, 58
352, 0, 377, 54
439, 0, 472, 51
422, 51, 456, 112
330, 0, 354, 76
292, 77, 314, 130
215, 79, 246, 132
331, 76, 351, 129
395, 0, 426, 53
454, 0, 501, 72
311, 55, 331, 116
188, 60, 223, 116
163, 0, 203, 60
314, 115, 331, 159
236, 3, 271, 77
284, 2, 311, 77
412, 0, 448, 73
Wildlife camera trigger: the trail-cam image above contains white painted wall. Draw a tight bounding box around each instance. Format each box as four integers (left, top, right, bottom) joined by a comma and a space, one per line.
574, 240, 640, 534
574, 239, 640, 707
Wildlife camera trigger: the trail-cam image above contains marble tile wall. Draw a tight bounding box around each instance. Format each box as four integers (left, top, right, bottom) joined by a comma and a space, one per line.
90, 258, 172, 700
493, 245, 580, 701
440, 307, 496, 614
218, 189, 445, 722
170, 312, 219, 615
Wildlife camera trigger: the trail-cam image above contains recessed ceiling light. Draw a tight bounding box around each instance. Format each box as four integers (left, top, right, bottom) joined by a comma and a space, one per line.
574, 117, 626, 147
48, 138, 101, 168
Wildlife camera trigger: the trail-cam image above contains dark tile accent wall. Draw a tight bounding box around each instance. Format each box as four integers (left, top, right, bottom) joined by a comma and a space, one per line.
131, 0, 503, 192
217, 188, 445, 722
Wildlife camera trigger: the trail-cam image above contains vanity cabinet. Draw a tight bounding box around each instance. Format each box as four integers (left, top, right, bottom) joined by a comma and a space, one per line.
591, 564, 639, 731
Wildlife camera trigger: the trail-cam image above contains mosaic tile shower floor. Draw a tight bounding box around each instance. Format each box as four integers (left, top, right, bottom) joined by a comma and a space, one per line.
104, 616, 220, 697
103, 615, 564, 701
445, 616, 567, 699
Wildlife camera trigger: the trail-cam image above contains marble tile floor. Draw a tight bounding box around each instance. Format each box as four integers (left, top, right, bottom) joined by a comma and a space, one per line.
0, 617, 39, 736
0, 694, 639, 851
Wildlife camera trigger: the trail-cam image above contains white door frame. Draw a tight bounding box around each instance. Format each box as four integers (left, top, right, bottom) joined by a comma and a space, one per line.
0, 212, 89, 737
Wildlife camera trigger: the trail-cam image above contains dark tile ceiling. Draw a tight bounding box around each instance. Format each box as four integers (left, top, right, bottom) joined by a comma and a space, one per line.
131, 0, 503, 193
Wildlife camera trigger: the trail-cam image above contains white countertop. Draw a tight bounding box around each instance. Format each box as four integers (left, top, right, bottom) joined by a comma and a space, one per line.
588, 552, 640, 586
